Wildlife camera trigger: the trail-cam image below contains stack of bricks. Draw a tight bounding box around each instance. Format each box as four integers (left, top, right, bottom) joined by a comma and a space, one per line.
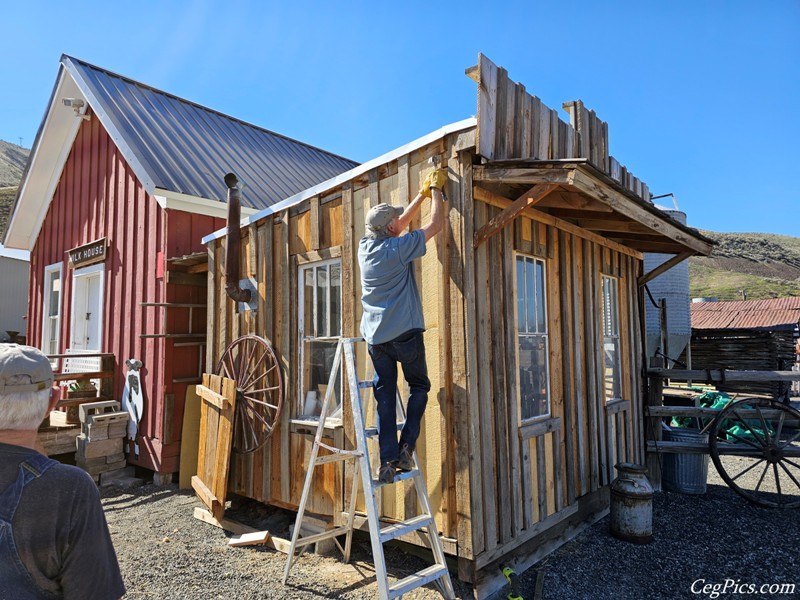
76, 400, 130, 482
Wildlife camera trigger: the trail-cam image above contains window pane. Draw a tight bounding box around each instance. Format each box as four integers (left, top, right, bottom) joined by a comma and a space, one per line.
519, 334, 549, 420
316, 265, 328, 337
303, 268, 315, 337
525, 258, 536, 334
330, 264, 341, 337
516, 257, 526, 333
301, 339, 341, 416
48, 272, 60, 317
604, 338, 621, 400
536, 261, 546, 333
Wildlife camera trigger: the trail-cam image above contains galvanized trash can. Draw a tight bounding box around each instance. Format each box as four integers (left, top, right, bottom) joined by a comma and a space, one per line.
610, 462, 654, 544
662, 427, 709, 495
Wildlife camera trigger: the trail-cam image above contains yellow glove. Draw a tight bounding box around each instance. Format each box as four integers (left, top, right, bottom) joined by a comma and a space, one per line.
420, 172, 433, 198
429, 169, 447, 191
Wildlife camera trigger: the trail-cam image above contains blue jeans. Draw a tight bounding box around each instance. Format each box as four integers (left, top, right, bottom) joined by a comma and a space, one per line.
368, 330, 430, 464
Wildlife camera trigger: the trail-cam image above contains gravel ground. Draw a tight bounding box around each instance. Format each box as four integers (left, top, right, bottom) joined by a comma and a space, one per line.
102, 465, 799, 600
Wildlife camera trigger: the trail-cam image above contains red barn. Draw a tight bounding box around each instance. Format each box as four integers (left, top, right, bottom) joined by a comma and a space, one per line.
4, 55, 357, 477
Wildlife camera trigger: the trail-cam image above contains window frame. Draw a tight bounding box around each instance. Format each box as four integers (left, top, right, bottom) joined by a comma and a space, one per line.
601, 274, 622, 402
41, 262, 63, 359
514, 252, 551, 423
297, 258, 343, 419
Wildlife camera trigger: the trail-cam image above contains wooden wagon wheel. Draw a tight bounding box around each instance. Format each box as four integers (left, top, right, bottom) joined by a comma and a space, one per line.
709, 398, 800, 509
216, 335, 284, 454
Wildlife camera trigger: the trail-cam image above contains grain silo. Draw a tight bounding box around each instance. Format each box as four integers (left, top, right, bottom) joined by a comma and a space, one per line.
644, 206, 692, 364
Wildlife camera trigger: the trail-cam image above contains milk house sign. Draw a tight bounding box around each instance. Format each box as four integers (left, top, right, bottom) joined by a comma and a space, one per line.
68, 238, 107, 268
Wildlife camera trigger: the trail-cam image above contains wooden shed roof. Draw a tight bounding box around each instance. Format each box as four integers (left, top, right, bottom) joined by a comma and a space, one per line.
691, 297, 800, 331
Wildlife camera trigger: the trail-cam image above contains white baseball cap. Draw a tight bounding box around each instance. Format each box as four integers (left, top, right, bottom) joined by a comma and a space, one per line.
0, 344, 54, 393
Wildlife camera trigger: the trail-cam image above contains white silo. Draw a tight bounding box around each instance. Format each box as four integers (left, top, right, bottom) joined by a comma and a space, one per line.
644, 206, 692, 364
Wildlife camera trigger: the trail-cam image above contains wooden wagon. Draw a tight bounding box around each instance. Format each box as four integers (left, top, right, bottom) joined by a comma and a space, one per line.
202, 54, 714, 597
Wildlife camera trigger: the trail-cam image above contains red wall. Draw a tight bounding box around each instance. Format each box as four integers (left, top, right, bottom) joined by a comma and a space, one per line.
28, 111, 223, 473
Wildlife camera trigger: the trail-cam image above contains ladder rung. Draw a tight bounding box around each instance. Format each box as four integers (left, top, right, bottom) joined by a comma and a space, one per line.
292, 525, 350, 549
388, 564, 450, 598
373, 468, 420, 487
358, 380, 374, 388
379, 514, 433, 543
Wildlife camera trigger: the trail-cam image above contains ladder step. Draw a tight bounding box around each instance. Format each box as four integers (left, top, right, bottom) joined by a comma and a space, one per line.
388, 564, 450, 598
379, 514, 434, 543
364, 421, 406, 438
292, 525, 350, 549
358, 380, 374, 388
373, 468, 420, 487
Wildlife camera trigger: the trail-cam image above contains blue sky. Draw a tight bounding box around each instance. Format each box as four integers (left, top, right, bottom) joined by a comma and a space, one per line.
1, 0, 797, 236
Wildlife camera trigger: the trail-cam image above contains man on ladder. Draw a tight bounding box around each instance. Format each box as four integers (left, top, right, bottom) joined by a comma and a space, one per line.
358, 168, 447, 484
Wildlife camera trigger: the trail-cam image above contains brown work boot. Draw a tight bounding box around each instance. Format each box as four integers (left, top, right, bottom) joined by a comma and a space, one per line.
378, 461, 396, 485
397, 444, 414, 471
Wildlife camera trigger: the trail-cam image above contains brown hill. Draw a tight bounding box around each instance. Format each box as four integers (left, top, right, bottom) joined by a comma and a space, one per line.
0, 140, 29, 187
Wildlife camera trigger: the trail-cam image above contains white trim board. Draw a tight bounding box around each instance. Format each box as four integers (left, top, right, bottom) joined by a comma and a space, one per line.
202, 118, 478, 245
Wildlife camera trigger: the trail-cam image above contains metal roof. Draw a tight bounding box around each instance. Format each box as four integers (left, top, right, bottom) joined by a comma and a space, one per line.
691, 297, 800, 330
62, 55, 358, 209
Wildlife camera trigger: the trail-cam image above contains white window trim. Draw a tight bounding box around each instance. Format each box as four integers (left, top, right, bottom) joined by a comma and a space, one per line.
515, 252, 551, 423
69, 262, 105, 351
41, 262, 63, 357
297, 258, 342, 417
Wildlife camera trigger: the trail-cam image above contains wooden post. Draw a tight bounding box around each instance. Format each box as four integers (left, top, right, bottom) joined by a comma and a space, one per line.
646, 356, 665, 490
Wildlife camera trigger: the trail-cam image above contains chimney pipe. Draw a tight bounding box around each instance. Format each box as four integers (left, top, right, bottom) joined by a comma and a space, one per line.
224, 172, 252, 304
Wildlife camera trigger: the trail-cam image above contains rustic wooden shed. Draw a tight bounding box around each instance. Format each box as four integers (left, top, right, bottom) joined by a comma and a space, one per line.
203, 54, 713, 597
4, 55, 356, 476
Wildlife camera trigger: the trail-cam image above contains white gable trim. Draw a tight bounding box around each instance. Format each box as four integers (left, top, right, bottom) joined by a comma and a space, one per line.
4, 70, 86, 251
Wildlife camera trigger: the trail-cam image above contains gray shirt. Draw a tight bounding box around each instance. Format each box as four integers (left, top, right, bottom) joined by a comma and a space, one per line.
358, 229, 427, 345
0, 443, 126, 599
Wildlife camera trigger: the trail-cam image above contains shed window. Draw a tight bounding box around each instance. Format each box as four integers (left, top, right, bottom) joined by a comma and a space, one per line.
42, 263, 62, 357
298, 260, 342, 419
602, 275, 622, 402
515, 254, 550, 421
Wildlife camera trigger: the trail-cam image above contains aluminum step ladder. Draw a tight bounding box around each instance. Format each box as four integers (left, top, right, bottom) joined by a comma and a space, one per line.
282, 337, 455, 599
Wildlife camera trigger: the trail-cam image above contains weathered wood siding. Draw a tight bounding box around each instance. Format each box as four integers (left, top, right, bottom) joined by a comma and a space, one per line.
209, 135, 462, 538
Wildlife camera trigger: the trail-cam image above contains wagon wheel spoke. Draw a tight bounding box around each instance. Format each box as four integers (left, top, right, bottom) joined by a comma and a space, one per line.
754, 462, 769, 493
722, 428, 765, 452
243, 395, 279, 411
755, 404, 773, 446
247, 385, 281, 394
779, 430, 800, 450
731, 408, 768, 447
729, 458, 766, 483
772, 464, 783, 506
774, 410, 786, 443
778, 461, 800, 492
240, 347, 267, 390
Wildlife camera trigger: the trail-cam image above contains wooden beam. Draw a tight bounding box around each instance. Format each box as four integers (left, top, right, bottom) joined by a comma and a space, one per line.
638, 251, 693, 287
570, 168, 713, 256
473, 184, 558, 247
575, 219, 653, 234
473, 165, 575, 186
474, 186, 642, 260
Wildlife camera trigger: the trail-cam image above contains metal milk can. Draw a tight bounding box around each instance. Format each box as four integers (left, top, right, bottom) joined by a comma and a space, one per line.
610, 462, 654, 544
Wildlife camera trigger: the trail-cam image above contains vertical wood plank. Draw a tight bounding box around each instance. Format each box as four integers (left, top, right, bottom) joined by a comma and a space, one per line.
502, 225, 523, 535
536, 434, 547, 519
558, 231, 576, 506
310, 196, 321, 251
571, 235, 587, 497
474, 199, 497, 550
488, 211, 511, 544
584, 238, 600, 492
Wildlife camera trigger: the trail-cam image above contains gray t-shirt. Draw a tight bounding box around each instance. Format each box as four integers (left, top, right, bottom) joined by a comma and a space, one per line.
358, 229, 428, 345
0, 443, 126, 599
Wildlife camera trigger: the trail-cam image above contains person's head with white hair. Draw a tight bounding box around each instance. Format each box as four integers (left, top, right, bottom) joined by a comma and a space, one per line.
0, 345, 55, 444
